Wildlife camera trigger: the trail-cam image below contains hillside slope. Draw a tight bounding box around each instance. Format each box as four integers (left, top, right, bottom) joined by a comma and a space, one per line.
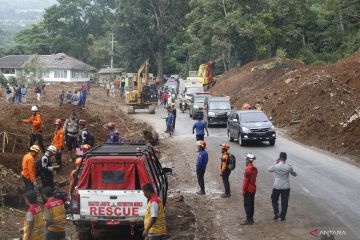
211, 51, 360, 160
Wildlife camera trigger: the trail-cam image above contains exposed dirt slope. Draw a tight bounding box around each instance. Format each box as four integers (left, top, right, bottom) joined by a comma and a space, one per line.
211, 52, 360, 160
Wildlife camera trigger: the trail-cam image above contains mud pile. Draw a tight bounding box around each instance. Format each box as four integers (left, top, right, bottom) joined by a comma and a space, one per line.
211, 52, 360, 160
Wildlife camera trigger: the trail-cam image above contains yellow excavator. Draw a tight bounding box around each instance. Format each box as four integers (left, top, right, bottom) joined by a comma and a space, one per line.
125, 59, 158, 114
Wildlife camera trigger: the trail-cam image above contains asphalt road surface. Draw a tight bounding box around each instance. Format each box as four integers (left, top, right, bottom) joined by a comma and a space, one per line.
130, 104, 360, 240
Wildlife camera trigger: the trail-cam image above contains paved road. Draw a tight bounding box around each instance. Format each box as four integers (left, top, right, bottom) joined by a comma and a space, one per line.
131, 104, 360, 239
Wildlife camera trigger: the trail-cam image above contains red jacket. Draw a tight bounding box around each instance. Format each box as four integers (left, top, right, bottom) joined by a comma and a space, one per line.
242, 163, 258, 193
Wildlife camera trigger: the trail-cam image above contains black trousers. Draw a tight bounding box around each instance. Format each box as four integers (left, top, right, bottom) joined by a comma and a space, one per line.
173, 117, 176, 129
271, 188, 290, 219
55, 150, 62, 170
244, 192, 255, 220
41, 174, 55, 190
196, 169, 205, 192
66, 136, 78, 151
222, 169, 231, 194
30, 133, 45, 153
22, 176, 34, 191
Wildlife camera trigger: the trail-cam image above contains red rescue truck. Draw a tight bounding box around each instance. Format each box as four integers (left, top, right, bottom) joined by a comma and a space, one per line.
69, 143, 172, 240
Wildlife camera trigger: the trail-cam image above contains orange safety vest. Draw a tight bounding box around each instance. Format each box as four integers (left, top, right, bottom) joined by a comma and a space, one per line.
23, 113, 43, 133
52, 128, 64, 150
144, 195, 166, 235
23, 204, 45, 240
21, 153, 37, 182
221, 152, 229, 173
68, 169, 77, 194
44, 198, 66, 232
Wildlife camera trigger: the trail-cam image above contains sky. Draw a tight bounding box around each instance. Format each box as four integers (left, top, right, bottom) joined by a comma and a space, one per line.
0, 0, 56, 10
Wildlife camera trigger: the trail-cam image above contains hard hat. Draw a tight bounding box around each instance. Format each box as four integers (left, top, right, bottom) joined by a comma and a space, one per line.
78, 119, 87, 125
31, 106, 38, 112
107, 122, 115, 130
75, 157, 82, 167
81, 144, 91, 152
54, 119, 62, 125
46, 145, 57, 154
219, 143, 230, 150
245, 153, 256, 161
30, 145, 41, 153
199, 140, 206, 148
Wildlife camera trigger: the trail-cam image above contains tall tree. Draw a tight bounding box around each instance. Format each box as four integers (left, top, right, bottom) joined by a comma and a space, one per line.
114, 0, 189, 82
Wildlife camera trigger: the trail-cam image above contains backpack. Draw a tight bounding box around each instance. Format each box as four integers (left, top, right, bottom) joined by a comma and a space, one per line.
36, 159, 43, 176
228, 153, 236, 171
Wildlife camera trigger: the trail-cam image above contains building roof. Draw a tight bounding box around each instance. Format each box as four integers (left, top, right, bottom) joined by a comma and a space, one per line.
0, 53, 95, 71
0, 55, 30, 68
98, 68, 125, 74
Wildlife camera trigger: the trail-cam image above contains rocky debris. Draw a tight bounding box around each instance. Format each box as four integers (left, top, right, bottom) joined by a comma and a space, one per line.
0, 164, 23, 207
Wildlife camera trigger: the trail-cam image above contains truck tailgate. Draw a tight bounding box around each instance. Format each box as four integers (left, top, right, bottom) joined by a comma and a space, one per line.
79, 190, 147, 222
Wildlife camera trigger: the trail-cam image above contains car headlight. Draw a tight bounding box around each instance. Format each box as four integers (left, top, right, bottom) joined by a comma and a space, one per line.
242, 127, 251, 133
271, 125, 275, 130
208, 112, 215, 116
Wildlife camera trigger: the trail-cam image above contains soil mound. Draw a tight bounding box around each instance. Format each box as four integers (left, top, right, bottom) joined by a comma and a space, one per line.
211, 55, 360, 160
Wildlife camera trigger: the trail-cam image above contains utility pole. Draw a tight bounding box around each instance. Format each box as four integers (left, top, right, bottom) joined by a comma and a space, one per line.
109, 34, 116, 68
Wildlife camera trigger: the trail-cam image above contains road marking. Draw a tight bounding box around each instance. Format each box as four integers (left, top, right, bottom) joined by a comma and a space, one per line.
298, 183, 311, 194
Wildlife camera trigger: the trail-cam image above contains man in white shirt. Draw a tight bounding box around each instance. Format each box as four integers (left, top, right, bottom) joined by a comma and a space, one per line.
269, 152, 297, 221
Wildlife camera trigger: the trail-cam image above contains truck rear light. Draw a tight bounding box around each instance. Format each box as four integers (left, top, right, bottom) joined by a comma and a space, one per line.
72, 192, 80, 214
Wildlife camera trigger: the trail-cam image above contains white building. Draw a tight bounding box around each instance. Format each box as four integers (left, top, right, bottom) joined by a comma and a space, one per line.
0, 53, 95, 82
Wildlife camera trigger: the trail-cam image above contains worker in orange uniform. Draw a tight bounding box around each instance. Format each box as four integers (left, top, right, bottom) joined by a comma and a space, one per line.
52, 119, 64, 171
240, 153, 258, 225
220, 143, 231, 198
20, 191, 45, 240
21, 145, 41, 191
142, 183, 167, 239
69, 144, 90, 195
68, 158, 82, 195
42, 187, 66, 240
23, 106, 45, 153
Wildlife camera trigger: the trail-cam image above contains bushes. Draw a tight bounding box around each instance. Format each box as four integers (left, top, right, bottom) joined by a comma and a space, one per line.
258, 61, 291, 70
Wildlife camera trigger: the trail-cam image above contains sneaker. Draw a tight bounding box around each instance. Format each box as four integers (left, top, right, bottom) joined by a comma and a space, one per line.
280, 218, 286, 221
196, 191, 205, 195
220, 193, 231, 198
240, 219, 254, 225
273, 214, 280, 220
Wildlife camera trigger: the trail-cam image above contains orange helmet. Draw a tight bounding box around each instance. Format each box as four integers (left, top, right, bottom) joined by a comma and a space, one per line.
82, 144, 91, 152
78, 119, 87, 125
219, 143, 230, 150
107, 122, 115, 130
54, 119, 62, 125
199, 140, 206, 148
75, 157, 82, 167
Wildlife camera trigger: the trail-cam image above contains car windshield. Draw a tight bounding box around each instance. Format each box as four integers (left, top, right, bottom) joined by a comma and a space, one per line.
194, 96, 207, 103
209, 101, 231, 110
241, 112, 269, 123
187, 87, 204, 95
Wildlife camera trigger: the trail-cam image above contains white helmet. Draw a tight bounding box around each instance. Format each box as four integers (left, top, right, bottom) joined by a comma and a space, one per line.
245, 153, 256, 161
31, 106, 38, 112
47, 145, 57, 154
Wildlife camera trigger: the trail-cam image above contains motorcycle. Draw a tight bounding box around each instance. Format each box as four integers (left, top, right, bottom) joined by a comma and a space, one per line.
179, 99, 186, 113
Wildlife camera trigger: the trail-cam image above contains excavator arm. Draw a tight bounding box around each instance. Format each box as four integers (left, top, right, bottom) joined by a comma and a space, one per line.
137, 59, 150, 97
